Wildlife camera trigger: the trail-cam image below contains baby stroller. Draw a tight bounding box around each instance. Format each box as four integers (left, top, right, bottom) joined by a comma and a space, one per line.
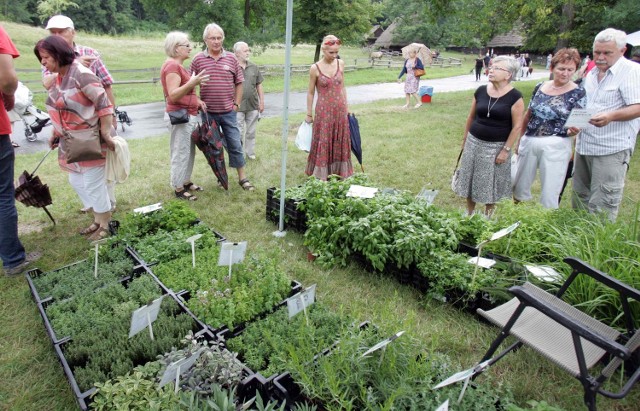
7, 81, 50, 142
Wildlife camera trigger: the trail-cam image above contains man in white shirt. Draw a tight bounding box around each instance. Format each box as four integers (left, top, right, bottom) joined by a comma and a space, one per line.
571, 28, 640, 221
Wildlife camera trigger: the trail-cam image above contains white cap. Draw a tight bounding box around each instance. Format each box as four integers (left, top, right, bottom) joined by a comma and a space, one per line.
46, 15, 74, 30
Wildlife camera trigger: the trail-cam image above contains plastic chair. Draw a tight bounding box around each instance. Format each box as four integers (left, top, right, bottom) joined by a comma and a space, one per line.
475, 257, 640, 411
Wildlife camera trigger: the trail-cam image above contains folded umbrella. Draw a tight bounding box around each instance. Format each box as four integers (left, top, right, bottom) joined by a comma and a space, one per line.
191, 114, 229, 190
348, 113, 364, 172
15, 149, 55, 225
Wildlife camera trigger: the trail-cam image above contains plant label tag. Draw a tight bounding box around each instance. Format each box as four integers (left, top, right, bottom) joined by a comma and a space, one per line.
525, 265, 563, 282
218, 241, 247, 266
128, 295, 164, 339
346, 184, 378, 198
432, 359, 491, 389
133, 202, 162, 214
435, 399, 449, 411
467, 256, 496, 269
287, 284, 316, 318
362, 330, 405, 357
416, 188, 438, 205
186, 234, 203, 268
158, 347, 205, 388
489, 221, 520, 242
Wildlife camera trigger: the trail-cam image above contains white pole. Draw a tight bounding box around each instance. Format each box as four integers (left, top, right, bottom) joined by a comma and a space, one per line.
274, 0, 294, 238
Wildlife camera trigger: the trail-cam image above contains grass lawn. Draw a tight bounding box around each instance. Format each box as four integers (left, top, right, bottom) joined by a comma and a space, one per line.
3, 78, 639, 409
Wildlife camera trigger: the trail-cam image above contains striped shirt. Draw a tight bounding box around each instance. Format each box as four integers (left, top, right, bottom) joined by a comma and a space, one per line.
190, 49, 243, 113
42, 44, 114, 86
577, 57, 640, 156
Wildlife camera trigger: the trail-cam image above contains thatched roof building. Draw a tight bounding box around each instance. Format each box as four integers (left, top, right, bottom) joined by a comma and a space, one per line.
487, 28, 525, 55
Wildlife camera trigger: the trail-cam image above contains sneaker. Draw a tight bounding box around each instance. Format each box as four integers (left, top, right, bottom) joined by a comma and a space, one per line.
414, 103, 422, 109
4, 252, 42, 277
248, 155, 256, 160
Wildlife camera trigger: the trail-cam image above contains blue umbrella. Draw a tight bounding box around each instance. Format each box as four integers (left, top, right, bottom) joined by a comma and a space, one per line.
348, 113, 364, 172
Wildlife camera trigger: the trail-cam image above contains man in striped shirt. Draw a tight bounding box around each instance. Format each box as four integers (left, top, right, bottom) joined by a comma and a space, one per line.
191, 23, 255, 191
572, 28, 640, 221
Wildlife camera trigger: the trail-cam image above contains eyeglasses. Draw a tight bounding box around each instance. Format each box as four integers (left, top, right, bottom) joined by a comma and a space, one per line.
178, 43, 192, 48
206, 36, 223, 41
324, 39, 342, 46
489, 66, 510, 73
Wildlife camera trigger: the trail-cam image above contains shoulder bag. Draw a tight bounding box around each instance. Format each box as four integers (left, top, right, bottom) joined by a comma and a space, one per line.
167, 89, 194, 125
414, 68, 426, 77
58, 109, 103, 163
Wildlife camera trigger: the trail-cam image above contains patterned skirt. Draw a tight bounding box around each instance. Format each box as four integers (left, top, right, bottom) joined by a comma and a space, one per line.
453, 133, 512, 204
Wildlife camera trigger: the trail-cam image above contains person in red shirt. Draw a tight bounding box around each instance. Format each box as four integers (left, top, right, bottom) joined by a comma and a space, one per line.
0, 25, 41, 276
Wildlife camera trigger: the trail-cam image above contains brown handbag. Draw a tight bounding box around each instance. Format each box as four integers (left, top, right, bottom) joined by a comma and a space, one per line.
58, 110, 103, 163
414, 68, 426, 77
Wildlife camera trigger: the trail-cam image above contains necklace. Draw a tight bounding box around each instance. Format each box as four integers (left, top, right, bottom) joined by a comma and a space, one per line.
550, 82, 570, 90
487, 95, 500, 118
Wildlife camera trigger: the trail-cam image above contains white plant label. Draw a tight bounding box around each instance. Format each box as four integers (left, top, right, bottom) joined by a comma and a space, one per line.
489, 221, 520, 242
416, 188, 438, 205
186, 234, 203, 268
468, 256, 496, 269
435, 399, 449, 411
128, 295, 164, 339
287, 284, 316, 318
133, 202, 162, 214
432, 359, 491, 389
525, 265, 563, 283
158, 347, 205, 391
362, 330, 405, 357
346, 184, 378, 198
218, 241, 247, 266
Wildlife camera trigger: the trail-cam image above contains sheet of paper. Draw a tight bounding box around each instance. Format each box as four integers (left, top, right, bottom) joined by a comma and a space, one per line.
346, 185, 378, 198
564, 108, 597, 128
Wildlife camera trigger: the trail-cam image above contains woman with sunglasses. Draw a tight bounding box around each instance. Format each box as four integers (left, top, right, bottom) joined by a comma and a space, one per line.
452, 56, 524, 216
305, 35, 353, 180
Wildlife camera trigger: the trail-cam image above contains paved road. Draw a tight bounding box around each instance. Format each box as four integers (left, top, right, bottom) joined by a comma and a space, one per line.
11, 71, 549, 155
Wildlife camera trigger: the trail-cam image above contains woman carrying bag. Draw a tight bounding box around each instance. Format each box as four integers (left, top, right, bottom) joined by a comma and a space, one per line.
160, 31, 209, 201
397, 47, 424, 109
35, 36, 116, 241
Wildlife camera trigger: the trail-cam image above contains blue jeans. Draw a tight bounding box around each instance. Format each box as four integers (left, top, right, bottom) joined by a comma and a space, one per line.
204, 111, 246, 169
0, 136, 26, 268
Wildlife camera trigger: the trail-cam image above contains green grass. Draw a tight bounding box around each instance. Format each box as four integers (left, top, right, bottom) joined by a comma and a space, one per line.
4, 83, 639, 410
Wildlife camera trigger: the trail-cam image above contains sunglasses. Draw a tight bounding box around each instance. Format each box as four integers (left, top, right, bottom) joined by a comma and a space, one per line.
324, 39, 342, 46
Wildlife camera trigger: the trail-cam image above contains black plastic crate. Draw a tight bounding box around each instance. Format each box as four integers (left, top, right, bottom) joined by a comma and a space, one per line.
265, 187, 307, 233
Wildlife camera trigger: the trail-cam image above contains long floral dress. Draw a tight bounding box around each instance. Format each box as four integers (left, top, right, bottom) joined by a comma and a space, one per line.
305, 63, 353, 180
404, 59, 419, 94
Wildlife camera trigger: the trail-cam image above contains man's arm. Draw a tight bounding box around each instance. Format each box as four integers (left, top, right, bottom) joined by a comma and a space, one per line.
234, 83, 243, 111
0, 53, 18, 111
257, 83, 264, 113
589, 104, 640, 127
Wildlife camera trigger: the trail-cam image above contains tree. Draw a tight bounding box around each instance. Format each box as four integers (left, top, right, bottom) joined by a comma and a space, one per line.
36, 0, 79, 23
294, 0, 378, 62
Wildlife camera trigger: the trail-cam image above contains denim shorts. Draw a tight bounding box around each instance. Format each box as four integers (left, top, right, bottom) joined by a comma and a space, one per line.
204, 111, 246, 169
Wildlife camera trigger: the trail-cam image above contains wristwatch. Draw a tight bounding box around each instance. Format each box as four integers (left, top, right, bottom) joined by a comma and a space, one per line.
502, 145, 511, 152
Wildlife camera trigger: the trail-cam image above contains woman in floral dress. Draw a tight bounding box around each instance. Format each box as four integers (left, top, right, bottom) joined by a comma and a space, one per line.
304, 35, 353, 180
397, 47, 424, 108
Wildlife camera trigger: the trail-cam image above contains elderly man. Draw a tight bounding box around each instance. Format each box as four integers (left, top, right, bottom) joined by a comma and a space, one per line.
0, 25, 40, 276
571, 28, 640, 221
191, 23, 254, 191
43, 15, 118, 211
233, 41, 264, 160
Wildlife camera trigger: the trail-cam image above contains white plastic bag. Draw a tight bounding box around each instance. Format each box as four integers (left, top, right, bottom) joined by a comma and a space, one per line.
295, 121, 312, 152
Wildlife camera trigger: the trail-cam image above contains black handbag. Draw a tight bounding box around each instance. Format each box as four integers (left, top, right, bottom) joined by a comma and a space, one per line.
168, 108, 189, 125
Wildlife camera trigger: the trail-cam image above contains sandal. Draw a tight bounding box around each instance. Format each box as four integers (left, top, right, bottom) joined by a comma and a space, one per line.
239, 178, 255, 191
175, 189, 197, 201
88, 227, 110, 242
11, 140, 19, 148
184, 182, 204, 192
79, 222, 100, 235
